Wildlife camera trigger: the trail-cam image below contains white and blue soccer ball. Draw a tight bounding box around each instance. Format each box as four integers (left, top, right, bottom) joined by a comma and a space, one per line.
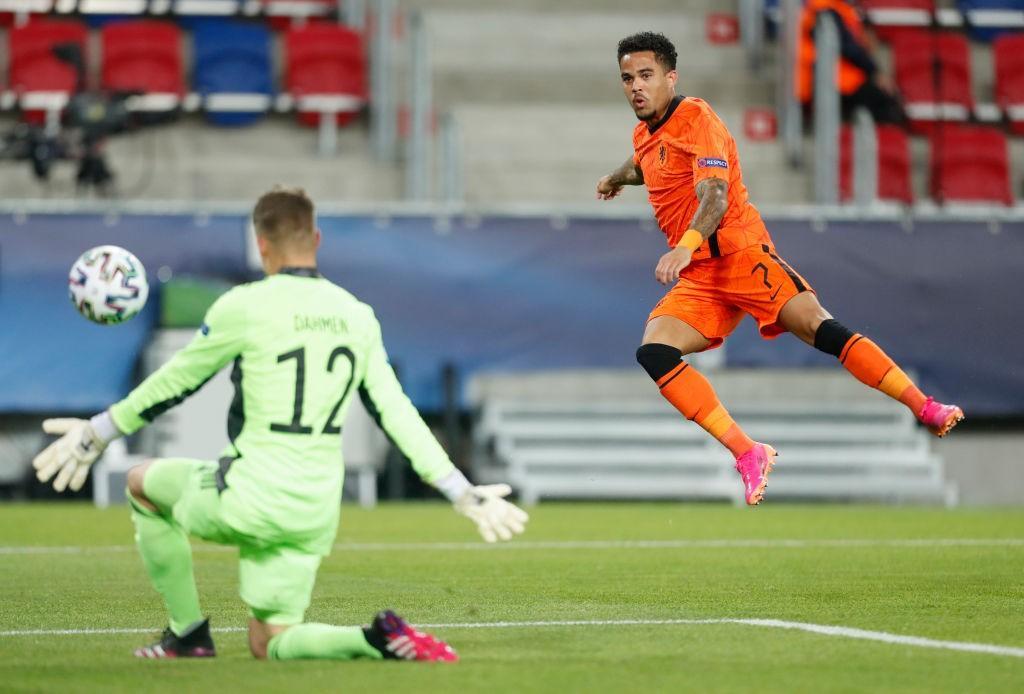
68, 245, 149, 325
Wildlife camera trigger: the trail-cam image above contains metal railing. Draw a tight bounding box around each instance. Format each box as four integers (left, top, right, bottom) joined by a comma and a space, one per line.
779, 2, 880, 207
405, 10, 433, 201
438, 113, 463, 204
739, 0, 765, 73
812, 11, 840, 205
403, 9, 464, 204
779, 0, 803, 168
851, 108, 878, 208
370, 0, 398, 162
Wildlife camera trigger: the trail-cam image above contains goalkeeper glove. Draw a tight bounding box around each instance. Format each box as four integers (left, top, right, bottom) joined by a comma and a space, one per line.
434, 469, 529, 542
435, 469, 528, 543
454, 483, 529, 543
33, 412, 120, 493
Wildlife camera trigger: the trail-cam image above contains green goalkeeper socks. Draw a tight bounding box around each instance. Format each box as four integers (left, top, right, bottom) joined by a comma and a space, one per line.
267, 623, 383, 661
129, 496, 204, 636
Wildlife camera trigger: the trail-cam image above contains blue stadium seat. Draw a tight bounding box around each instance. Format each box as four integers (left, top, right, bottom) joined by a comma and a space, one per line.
193, 19, 273, 127
957, 0, 1024, 42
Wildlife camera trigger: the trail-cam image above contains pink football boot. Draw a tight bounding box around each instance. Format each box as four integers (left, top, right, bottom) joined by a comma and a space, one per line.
918, 397, 964, 437
368, 610, 458, 662
734, 443, 778, 506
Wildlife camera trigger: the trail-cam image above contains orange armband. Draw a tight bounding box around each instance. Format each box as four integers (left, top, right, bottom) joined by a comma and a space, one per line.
677, 229, 703, 251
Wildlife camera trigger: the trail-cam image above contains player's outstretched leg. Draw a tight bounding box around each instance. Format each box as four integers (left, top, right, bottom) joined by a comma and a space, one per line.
127, 460, 212, 658
813, 319, 964, 437
637, 343, 777, 505
265, 611, 457, 662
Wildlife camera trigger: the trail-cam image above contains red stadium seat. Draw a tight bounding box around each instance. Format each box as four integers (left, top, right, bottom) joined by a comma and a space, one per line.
930, 125, 1013, 205
993, 32, 1024, 135
261, 0, 338, 31
285, 22, 367, 127
8, 19, 88, 123
891, 30, 973, 134
860, 0, 935, 43
840, 124, 914, 204
100, 20, 184, 100
9, 19, 87, 95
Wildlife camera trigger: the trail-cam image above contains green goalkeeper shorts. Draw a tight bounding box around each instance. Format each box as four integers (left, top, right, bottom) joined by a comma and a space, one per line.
144, 457, 324, 626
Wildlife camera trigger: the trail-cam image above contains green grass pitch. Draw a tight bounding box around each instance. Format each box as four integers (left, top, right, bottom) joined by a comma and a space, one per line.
1, 502, 1023, 692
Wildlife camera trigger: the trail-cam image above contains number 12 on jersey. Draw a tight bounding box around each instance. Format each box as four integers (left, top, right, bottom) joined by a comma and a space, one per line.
270, 346, 356, 435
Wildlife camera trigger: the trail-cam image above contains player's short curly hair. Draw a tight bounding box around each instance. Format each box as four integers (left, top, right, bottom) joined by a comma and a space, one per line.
617, 32, 677, 71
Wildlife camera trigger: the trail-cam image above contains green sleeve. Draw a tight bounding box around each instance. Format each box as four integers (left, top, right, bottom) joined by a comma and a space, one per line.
358, 314, 455, 484
109, 289, 246, 435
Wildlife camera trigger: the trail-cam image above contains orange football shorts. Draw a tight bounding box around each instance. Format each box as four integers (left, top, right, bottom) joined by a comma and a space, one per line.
647, 243, 814, 350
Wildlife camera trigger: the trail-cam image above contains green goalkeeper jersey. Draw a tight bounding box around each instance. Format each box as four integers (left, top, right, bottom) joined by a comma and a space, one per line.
110, 268, 455, 551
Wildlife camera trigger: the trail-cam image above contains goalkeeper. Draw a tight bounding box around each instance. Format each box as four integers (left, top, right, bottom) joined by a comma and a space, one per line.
33, 186, 528, 662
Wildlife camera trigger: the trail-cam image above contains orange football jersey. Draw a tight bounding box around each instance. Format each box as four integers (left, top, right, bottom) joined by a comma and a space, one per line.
633, 96, 772, 259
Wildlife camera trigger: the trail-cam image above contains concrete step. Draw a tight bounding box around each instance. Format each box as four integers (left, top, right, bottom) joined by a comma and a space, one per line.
0, 114, 401, 202
469, 368, 917, 404
510, 448, 936, 467
491, 400, 910, 418
496, 421, 918, 442
452, 103, 808, 204
405, 0, 736, 14
425, 11, 760, 106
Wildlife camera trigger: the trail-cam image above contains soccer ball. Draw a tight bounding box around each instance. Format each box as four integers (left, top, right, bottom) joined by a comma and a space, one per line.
68, 245, 149, 325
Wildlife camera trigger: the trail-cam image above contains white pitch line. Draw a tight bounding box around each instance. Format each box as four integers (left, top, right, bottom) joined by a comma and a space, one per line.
0, 545, 139, 555
2, 618, 1023, 659
0, 627, 245, 637
329, 538, 1024, 552
1, 538, 1023, 555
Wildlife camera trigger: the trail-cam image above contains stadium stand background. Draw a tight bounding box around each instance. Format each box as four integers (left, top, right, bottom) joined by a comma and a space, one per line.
2, 0, 1023, 205
0, 0, 1022, 505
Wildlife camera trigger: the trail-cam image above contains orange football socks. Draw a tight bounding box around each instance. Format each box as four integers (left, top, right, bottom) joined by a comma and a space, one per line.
657, 361, 756, 458
839, 335, 927, 414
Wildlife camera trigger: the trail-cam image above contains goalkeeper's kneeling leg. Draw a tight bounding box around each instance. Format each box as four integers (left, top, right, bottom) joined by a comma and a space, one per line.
128, 458, 204, 638
127, 458, 191, 515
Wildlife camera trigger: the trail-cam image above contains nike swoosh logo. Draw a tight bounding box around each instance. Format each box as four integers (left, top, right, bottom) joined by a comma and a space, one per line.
769, 286, 782, 301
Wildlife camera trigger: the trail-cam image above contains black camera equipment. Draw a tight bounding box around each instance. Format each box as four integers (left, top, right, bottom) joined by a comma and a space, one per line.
0, 42, 136, 193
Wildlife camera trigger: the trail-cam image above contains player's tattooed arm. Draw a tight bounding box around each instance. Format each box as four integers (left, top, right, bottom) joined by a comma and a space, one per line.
689, 177, 729, 239
597, 157, 644, 200
653, 177, 729, 285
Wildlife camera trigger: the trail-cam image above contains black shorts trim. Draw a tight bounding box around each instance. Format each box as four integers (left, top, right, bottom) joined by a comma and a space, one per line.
708, 232, 721, 257
215, 456, 236, 495
762, 244, 807, 293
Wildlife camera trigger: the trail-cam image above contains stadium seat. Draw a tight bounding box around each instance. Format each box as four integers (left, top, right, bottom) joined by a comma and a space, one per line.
860, 0, 935, 43
285, 22, 367, 127
100, 20, 184, 112
930, 125, 1013, 205
891, 30, 974, 133
8, 19, 87, 95
8, 19, 88, 122
957, 0, 1024, 42
840, 124, 914, 204
193, 20, 274, 127
0, 2, 54, 28
262, 0, 338, 31
993, 32, 1024, 134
